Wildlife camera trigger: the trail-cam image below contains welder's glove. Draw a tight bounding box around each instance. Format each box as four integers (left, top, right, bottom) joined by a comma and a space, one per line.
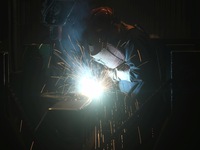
107, 63, 131, 82
116, 63, 131, 81
107, 68, 119, 82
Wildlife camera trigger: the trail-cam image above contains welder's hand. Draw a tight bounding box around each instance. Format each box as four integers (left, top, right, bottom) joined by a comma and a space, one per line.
116, 64, 131, 81
107, 68, 119, 82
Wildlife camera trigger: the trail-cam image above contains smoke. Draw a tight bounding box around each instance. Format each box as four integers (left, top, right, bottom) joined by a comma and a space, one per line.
61, 0, 91, 54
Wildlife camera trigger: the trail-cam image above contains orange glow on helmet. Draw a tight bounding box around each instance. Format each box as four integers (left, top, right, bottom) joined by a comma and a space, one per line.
89, 6, 116, 31
91, 6, 113, 17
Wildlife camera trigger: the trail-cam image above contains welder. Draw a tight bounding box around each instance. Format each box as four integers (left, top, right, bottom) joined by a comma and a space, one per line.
82, 6, 161, 104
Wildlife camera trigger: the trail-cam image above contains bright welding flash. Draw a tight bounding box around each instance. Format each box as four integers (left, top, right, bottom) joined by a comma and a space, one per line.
79, 77, 104, 99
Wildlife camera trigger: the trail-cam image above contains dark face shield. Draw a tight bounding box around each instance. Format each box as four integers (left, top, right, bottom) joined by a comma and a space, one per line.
86, 28, 109, 55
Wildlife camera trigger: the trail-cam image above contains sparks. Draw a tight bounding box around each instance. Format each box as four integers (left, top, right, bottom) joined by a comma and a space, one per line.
41, 36, 114, 101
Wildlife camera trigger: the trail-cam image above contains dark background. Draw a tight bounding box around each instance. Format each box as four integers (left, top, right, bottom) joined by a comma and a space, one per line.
0, 0, 199, 71
1, 0, 199, 149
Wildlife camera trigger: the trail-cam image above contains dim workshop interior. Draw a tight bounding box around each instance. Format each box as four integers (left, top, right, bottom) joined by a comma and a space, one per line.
0, 0, 199, 149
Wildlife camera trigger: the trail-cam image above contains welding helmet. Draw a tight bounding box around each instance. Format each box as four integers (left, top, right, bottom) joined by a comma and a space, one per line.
89, 7, 116, 31
83, 7, 125, 69
85, 7, 120, 54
